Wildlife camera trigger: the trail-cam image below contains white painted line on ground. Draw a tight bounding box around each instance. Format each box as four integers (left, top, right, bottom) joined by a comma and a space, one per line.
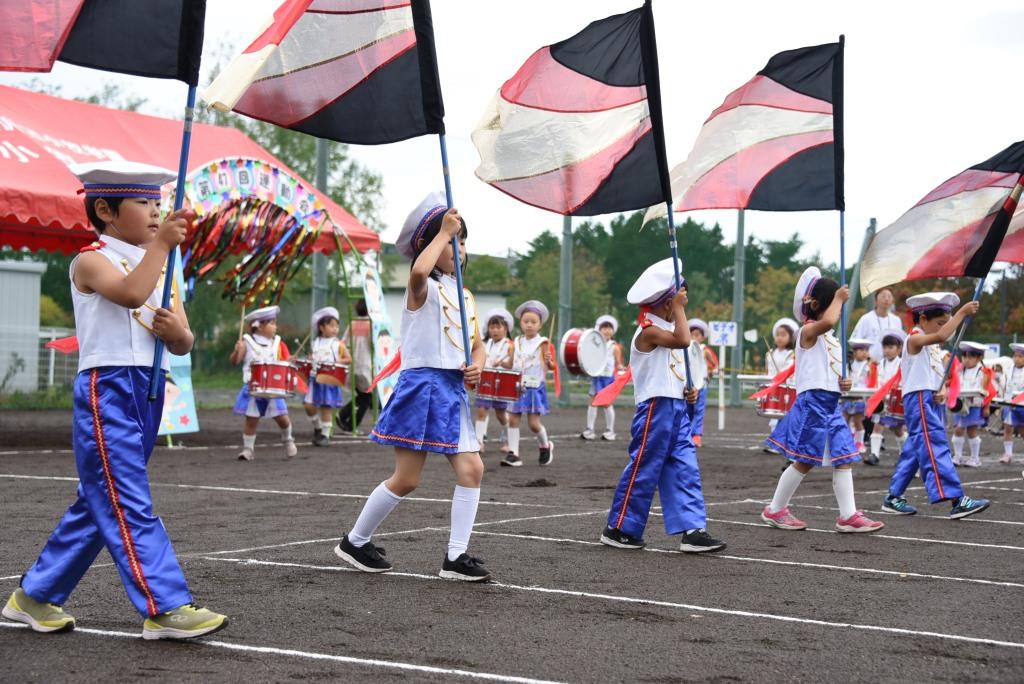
201, 557, 1024, 651
704, 517, 1024, 551
469, 531, 1024, 589
0, 474, 562, 509
0, 622, 562, 683
0, 574, 21, 581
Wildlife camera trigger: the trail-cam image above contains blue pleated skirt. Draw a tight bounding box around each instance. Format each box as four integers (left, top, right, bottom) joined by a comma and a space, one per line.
765, 389, 860, 467
370, 367, 478, 455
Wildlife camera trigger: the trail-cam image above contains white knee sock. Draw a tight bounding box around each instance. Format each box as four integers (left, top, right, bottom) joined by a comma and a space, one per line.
308, 413, 321, 430
898, 433, 907, 449
280, 424, 293, 442
507, 427, 520, 455
586, 406, 597, 431
833, 468, 857, 519
869, 433, 883, 457
769, 466, 806, 513
769, 418, 778, 432
952, 434, 965, 458
242, 433, 256, 450
474, 419, 487, 444
604, 406, 615, 432
536, 425, 549, 447
1005, 441, 1014, 457
968, 436, 981, 460
348, 482, 404, 547
448, 485, 480, 561
855, 428, 865, 445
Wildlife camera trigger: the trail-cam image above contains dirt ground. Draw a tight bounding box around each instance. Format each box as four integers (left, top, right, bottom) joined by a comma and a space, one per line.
1, 405, 1022, 682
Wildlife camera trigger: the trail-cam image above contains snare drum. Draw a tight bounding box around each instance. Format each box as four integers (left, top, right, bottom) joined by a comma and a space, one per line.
315, 362, 349, 387
249, 361, 298, 398
883, 387, 905, 420
292, 358, 314, 381
560, 328, 607, 377
477, 368, 522, 402
756, 385, 796, 417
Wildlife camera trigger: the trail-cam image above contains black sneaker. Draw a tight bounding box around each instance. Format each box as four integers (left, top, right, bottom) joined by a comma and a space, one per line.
950, 496, 990, 520
334, 535, 392, 573
599, 526, 645, 549
439, 553, 491, 582
863, 453, 879, 466
679, 529, 727, 553
312, 428, 330, 447
539, 443, 554, 466
501, 453, 522, 467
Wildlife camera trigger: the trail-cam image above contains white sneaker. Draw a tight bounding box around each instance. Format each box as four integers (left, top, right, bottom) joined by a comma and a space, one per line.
965, 456, 981, 468
237, 448, 254, 461
601, 431, 617, 441
999, 454, 1013, 464
952, 454, 963, 466
580, 429, 596, 440
284, 439, 298, 458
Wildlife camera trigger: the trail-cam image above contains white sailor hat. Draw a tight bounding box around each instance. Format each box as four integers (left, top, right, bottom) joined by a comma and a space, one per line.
595, 315, 619, 333
906, 292, 959, 313
959, 341, 988, 355
311, 306, 339, 331
244, 305, 280, 326
627, 257, 685, 306
397, 191, 448, 260
793, 266, 822, 322
1010, 342, 1024, 354
772, 317, 799, 338
848, 336, 874, 349
515, 300, 549, 324
688, 318, 709, 336
70, 160, 176, 200
879, 329, 908, 345
484, 307, 514, 332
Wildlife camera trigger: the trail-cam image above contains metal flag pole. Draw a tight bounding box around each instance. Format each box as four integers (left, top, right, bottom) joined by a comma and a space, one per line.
939, 276, 987, 387
665, 204, 694, 391
149, 85, 197, 400
438, 134, 473, 365
838, 209, 848, 378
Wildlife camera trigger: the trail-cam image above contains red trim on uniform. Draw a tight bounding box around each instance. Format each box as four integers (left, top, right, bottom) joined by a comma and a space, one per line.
89, 369, 159, 616
918, 391, 946, 501
615, 398, 657, 530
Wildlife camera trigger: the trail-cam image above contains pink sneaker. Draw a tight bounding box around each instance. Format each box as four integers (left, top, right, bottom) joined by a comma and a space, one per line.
856, 441, 866, 454
761, 506, 807, 530
836, 511, 885, 533
999, 454, 1013, 464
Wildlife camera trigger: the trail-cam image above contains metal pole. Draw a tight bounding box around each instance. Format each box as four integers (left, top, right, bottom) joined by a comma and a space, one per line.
729, 209, 745, 407
664, 206, 693, 391
437, 135, 472, 365
557, 215, 572, 407
311, 138, 329, 316
839, 210, 848, 378
848, 217, 875, 314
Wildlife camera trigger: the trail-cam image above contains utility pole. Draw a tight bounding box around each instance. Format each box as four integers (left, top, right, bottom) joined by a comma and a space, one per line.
311, 138, 329, 320
729, 209, 745, 407
849, 217, 876, 313
557, 215, 572, 407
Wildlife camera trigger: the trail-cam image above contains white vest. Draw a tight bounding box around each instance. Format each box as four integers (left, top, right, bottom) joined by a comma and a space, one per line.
849, 359, 872, 389
241, 334, 282, 383
795, 326, 842, 394
959, 364, 985, 392
901, 332, 946, 395
311, 336, 340, 366
71, 236, 174, 373
1004, 365, 1024, 399
767, 348, 795, 387
683, 342, 708, 389
484, 337, 512, 368
878, 356, 901, 384
513, 335, 550, 382
598, 339, 617, 377
400, 275, 479, 371
629, 315, 687, 404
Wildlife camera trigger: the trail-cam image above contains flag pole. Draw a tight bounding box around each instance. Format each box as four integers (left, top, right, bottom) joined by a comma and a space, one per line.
149, 85, 197, 400
939, 275, 987, 388
438, 134, 473, 366
839, 209, 848, 378
665, 205, 694, 392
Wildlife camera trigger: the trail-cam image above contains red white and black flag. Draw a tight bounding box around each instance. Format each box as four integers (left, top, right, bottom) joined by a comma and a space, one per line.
0, 0, 206, 85
860, 141, 1024, 293
645, 38, 844, 224
203, 0, 444, 145
471, 1, 671, 216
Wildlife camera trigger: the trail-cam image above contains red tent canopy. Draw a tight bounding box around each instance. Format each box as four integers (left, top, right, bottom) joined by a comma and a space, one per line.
0, 85, 379, 254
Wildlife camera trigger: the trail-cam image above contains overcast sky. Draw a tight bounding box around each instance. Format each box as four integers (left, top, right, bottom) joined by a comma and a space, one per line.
2, 0, 1022, 268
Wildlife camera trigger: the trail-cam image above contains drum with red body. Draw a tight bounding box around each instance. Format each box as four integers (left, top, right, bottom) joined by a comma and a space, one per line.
249, 361, 298, 398
292, 358, 314, 382
560, 328, 607, 377
883, 386, 905, 420
756, 385, 797, 418
315, 363, 349, 387
477, 368, 522, 402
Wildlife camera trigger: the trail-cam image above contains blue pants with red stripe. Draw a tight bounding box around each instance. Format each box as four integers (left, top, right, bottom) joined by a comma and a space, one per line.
888, 389, 963, 504
21, 367, 192, 617
691, 387, 708, 437
607, 397, 707, 538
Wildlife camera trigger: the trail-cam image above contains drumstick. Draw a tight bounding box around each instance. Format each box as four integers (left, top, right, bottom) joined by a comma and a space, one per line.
546, 311, 557, 368
238, 302, 246, 341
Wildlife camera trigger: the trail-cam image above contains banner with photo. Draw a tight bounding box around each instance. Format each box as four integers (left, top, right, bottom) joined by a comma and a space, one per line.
361, 261, 398, 407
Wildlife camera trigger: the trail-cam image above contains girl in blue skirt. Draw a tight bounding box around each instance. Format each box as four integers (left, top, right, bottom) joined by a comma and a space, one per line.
334, 193, 490, 582
761, 267, 884, 534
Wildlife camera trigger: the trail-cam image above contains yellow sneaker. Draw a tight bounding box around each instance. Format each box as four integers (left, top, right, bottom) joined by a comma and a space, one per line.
142, 603, 228, 640
2, 588, 75, 633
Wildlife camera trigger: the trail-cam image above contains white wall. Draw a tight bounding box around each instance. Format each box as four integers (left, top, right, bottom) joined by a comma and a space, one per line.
0, 260, 46, 392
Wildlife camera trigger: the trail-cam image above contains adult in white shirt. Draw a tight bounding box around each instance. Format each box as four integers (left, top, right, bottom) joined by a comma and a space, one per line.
853, 287, 904, 353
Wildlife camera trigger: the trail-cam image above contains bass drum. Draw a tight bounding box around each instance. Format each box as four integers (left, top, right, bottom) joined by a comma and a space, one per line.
560, 328, 608, 377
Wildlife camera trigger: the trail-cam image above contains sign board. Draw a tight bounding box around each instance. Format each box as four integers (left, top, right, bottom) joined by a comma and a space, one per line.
985, 343, 1000, 359
709, 320, 738, 347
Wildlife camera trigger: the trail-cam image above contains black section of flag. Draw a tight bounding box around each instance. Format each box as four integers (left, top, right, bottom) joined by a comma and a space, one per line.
549, 6, 645, 87
972, 141, 1024, 174
747, 145, 839, 212
410, 0, 445, 136
757, 40, 842, 104
572, 130, 664, 216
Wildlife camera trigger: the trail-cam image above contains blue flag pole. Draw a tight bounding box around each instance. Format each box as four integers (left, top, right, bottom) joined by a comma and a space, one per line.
438, 134, 473, 366
149, 85, 197, 400
665, 204, 694, 392
839, 209, 848, 379
939, 276, 987, 388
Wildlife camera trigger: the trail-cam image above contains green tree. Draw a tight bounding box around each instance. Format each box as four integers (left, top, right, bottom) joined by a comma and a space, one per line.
464, 255, 509, 293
